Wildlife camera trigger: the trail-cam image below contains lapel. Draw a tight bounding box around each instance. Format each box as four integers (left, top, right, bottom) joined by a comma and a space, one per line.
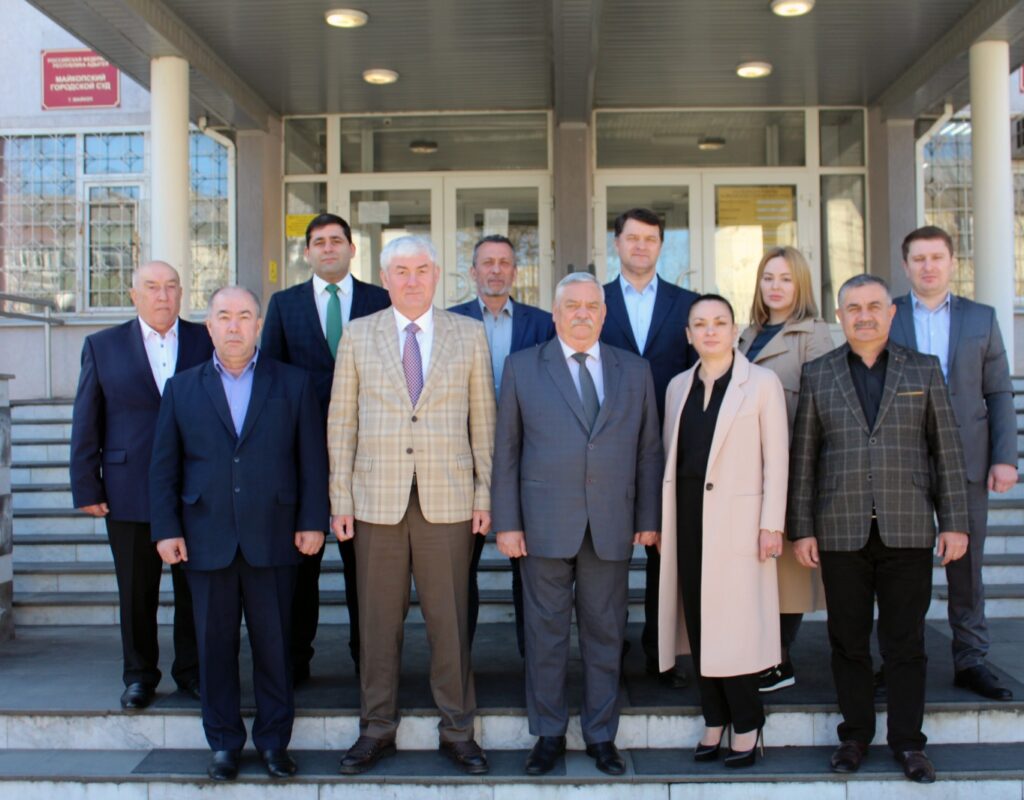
303, 280, 334, 361
604, 280, 641, 353
705, 351, 750, 475
374, 310, 411, 404
510, 302, 527, 352
894, 295, 918, 350
236, 356, 273, 448
541, 338, 591, 434
871, 344, 906, 434
350, 278, 367, 319
175, 320, 200, 372
590, 343, 622, 438
127, 319, 162, 400
829, 345, 871, 435
416, 308, 457, 410
201, 361, 238, 441
642, 281, 674, 356
947, 295, 964, 375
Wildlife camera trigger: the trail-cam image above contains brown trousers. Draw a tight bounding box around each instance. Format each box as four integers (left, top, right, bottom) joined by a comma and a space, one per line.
354, 486, 477, 741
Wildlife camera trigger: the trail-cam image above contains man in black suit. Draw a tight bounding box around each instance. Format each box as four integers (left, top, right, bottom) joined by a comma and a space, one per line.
262, 213, 391, 681
70, 260, 212, 709
150, 286, 329, 781
449, 234, 555, 653
600, 207, 698, 686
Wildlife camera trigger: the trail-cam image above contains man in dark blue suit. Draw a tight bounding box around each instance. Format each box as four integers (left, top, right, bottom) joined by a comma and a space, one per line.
70, 260, 212, 709
261, 213, 390, 681
449, 234, 555, 654
600, 207, 698, 687
150, 286, 329, 781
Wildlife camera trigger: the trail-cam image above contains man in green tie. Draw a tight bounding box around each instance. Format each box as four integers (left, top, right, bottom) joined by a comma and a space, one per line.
262, 213, 391, 684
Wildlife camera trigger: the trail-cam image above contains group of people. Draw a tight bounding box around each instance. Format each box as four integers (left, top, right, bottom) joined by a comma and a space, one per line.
68, 207, 1016, 785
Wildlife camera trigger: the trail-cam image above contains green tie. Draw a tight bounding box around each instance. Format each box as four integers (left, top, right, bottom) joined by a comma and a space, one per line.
325, 283, 342, 358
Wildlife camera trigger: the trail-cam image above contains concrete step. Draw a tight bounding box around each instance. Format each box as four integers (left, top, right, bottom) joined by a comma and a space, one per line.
11, 463, 72, 484
985, 526, 1024, 554
11, 485, 73, 510
13, 534, 111, 562
10, 399, 74, 421
9, 423, 72, 442
931, 553, 1024, 585
13, 508, 104, 535
10, 442, 70, 462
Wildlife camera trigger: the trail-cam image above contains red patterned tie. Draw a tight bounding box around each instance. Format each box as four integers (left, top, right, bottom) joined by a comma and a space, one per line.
403, 322, 423, 406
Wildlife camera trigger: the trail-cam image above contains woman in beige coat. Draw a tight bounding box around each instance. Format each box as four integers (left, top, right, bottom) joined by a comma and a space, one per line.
657, 294, 789, 767
737, 246, 835, 693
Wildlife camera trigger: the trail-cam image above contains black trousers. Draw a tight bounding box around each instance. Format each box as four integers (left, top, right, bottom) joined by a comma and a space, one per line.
641, 544, 661, 662
468, 533, 525, 656
289, 537, 360, 671
106, 519, 197, 688
187, 552, 297, 751
819, 522, 932, 752
676, 478, 763, 733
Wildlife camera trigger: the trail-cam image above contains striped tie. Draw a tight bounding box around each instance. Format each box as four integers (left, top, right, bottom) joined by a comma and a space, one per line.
403, 322, 423, 406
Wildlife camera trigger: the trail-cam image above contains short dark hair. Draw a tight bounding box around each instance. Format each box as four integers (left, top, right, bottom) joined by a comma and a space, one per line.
305, 213, 352, 248
688, 293, 735, 324
901, 225, 954, 261
613, 208, 665, 241
472, 234, 516, 266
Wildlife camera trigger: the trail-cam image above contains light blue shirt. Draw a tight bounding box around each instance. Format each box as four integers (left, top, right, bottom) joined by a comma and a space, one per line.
911, 291, 951, 379
619, 273, 659, 354
213, 350, 258, 435
479, 297, 514, 392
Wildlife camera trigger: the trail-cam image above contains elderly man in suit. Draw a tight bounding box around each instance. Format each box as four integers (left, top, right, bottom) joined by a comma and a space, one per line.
492, 271, 663, 776
329, 235, 495, 775
150, 286, 328, 781
70, 260, 211, 709
600, 207, 698, 687
262, 212, 391, 682
889, 225, 1016, 701
449, 234, 555, 653
789, 274, 969, 784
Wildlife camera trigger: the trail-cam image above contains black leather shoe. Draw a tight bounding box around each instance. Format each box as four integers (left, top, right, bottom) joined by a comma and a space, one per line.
120, 683, 155, 709
525, 736, 566, 775
585, 741, 626, 775
895, 749, 936, 783
954, 665, 1013, 701
830, 740, 868, 773
261, 749, 297, 778
178, 679, 201, 701
439, 739, 489, 775
339, 735, 397, 774
207, 750, 240, 781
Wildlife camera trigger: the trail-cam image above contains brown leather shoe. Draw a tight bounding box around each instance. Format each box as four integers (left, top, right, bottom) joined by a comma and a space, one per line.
339, 735, 396, 774
829, 740, 868, 773
439, 739, 489, 775
895, 750, 936, 783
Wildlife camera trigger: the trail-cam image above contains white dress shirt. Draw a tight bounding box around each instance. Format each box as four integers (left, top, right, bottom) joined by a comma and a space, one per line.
620, 273, 659, 354
559, 337, 605, 404
138, 317, 178, 395
393, 306, 435, 375
312, 272, 354, 337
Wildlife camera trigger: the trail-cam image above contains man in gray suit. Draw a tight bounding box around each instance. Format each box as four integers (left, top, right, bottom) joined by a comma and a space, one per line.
890, 225, 1016, 701
789, 274, 969, 784
491, 271, 663, 777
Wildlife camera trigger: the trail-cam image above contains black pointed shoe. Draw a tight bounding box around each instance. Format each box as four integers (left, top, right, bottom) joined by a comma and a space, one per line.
207, 750, 240, 781
261, 749, 297, 778
439, 739, 489, 775
585, 741, 626, 775
119, 683, 155, 710
954, 665, 1013, 701
525, 736, 566, 775
894, 750, 936, 783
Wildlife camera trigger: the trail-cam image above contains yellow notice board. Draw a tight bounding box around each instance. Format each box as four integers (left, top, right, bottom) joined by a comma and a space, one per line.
286, 214, 317, 239
717, 186, 795, 227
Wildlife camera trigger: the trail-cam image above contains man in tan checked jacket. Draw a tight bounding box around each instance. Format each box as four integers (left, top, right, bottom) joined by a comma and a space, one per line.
327, 235, 496, 776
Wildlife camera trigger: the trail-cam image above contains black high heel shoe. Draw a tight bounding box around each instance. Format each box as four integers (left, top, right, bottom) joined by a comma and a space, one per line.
694, 728, 729, 762
724, 727, 764, 768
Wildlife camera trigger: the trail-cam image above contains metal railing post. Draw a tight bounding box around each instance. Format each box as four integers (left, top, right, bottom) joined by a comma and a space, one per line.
43, 306, 53, 400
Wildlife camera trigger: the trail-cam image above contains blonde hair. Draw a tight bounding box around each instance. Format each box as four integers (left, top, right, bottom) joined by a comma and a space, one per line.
749, 246, 819, 328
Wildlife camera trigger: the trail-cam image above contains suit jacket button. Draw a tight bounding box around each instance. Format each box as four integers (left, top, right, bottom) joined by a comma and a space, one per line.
706, 482, 713, 491
588, 443, 594, 450
411, 416, 418, 422
406, 447, 414, 454
869, 438, 876, 445
234, 486, 240, 493
867, 474, 873, 481
233, 456, 240, 463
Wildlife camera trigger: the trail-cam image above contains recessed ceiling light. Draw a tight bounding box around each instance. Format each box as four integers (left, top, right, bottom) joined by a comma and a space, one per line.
737, 61, 773, 79
697, 137, 726, 151
362, 68, 399, 85
409, 140, 438, 154
325, 8, 368, 28
770, 0, 814, 17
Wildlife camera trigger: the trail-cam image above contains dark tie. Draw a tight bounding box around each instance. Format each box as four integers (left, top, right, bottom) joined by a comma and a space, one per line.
572, 351, 600, 430
403, 322, 423, 406
325, 283, 342, 358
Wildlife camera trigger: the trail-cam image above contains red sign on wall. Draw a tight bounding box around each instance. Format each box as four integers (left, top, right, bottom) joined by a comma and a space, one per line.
41, 49, 120, 110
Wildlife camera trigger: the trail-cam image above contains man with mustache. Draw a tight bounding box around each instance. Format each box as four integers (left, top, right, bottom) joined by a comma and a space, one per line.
788, 274, 969, 784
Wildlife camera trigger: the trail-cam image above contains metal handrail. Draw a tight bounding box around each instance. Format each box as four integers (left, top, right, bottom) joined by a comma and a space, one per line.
0, 293, 66, 399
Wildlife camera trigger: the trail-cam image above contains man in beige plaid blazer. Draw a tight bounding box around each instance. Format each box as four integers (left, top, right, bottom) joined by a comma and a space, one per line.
328, 235, 495, 776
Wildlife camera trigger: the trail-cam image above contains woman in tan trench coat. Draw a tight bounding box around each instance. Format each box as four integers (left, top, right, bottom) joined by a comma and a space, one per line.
657, 294, 789, 767
737, 246, 835, 693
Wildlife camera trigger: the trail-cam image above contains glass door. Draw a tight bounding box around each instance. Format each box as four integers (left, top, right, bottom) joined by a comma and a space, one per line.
83, 182, 142, 309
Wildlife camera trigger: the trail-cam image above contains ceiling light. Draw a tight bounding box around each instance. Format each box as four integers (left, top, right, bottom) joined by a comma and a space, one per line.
325, 8, 368, 28
362, 68, 399, 85
409, 140, 438, 154
736, 61, 773, 79
770, 0, 814, 17
697, 137, 726, 151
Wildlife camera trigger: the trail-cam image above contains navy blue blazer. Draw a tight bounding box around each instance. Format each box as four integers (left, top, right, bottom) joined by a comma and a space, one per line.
261, 276, 391, 418
149, 355, 329, 571
600, 278, 699, 420
447, 297, 555, 355
70, 318, 213, 523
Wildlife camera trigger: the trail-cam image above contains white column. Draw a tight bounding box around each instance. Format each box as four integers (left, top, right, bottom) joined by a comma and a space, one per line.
970, 40, 1014, 369
150, 56, 192, 314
